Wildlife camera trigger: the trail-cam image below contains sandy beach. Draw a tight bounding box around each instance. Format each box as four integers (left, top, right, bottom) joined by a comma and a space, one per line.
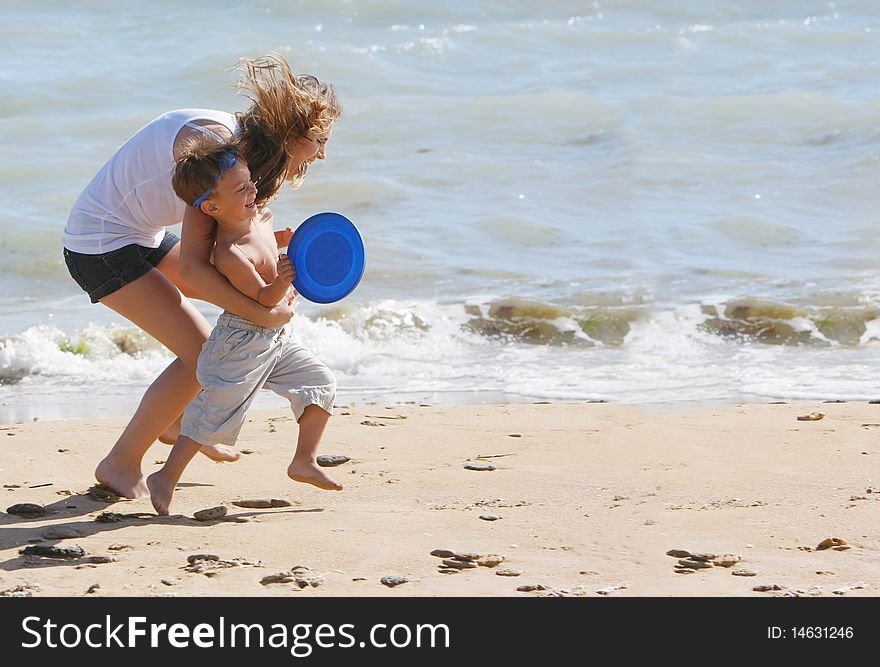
1, 401, 878, 598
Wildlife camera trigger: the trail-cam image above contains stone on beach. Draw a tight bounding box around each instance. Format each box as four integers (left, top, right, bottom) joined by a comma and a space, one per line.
464, 461, 496, 471
517, 584, 547, 592
261, 572, 296, 585
442, 558, 478, 569
381, 576, 408, 587
713, 554, 742, 568
85, 556, 116, 564
186, 553, 219, 564
317, 455, 351, 467
232, 499, 292, 509
295, 576, 325, 589
753, 584, 783, 592
1, 583, 41, 597
495, 568, 521, 577
19, 545, 85, 560
477, 555, 506, 568
42, 525, 82, 540
193, 506, 227, 521
430, 549, 456, 558
479, 514, 501, 521
87, 485, 122, 502
6, 503, 47, 518
596, 583, 627, 595
732, 569, 758, 577
666, 549, 691, 558
815, 537, 847, 551
796, 412, 824, 421
677, 558, 713, 569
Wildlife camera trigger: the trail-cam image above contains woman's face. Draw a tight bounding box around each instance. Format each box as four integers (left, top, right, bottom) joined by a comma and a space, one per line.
285, 128, 332, 180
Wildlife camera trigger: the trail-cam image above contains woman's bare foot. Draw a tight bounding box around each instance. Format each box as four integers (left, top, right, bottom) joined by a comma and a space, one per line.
95, 458, 150, 499
287, 460, 343, 491
146, 472, 175, 516
157, 430, 240, 463
198, 444, 240, 462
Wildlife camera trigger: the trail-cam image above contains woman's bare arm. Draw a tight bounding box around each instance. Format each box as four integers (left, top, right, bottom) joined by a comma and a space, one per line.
178, 205, 294, 328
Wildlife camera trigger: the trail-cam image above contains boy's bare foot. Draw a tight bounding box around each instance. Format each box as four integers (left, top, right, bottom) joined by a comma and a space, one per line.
146, 472, 175, 516
95, 458, 149, 499
287, 460, 343, 491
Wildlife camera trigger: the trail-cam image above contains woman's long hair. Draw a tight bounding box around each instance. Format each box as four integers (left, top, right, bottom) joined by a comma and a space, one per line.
235, 53, 341, 206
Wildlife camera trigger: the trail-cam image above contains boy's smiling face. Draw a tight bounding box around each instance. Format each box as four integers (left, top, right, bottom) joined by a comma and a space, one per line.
200, 160, 258, 223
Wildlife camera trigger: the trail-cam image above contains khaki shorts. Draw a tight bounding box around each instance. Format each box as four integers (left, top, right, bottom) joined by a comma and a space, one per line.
180, 313, 336, 447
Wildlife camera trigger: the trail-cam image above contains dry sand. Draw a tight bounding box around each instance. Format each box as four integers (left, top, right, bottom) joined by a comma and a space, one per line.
1, 401, 878, 597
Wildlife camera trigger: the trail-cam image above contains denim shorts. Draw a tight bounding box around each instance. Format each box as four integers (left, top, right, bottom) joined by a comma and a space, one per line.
63, 231, 180, 303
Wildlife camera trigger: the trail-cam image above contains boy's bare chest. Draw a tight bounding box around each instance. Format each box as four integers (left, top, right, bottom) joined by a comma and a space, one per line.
232, 231, 278, 279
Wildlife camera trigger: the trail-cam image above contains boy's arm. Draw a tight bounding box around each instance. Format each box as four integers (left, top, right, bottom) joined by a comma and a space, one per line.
179, 206, 294, 328
217, 246, 293, 307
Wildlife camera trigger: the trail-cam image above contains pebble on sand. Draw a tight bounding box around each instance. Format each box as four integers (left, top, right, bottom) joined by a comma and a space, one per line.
430, 549, 456, 558
6, 503, 47, 518
796, 412, 825, 421
42, 525, 83, 540
381, 576, 408, 587
317, 455, 351, 467
677, 558, 713, 570
666, 549, 691, 559
232, 499, 292, 509
464, 461, 496, 471
479, 514, 501, 521
596, 584, 627, 595
477, 555, 506, 568
495, 568, 521, 577
193, 506, 227, 521
186, 553, 219, 564
442, 558, 478, 569
753, 584, 783, 592
713, 554, 742, 568
517, 584, 547, 592
19, 545, 85, 560
815, 537, 847, 551
261, 573, 296, 585
732, 569, 758, 577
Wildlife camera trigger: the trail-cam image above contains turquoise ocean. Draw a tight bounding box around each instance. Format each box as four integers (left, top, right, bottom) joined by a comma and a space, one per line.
2, 0, 880, 421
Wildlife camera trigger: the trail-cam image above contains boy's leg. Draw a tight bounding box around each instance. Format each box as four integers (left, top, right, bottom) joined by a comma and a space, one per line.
288, 405, 343, 491
146, 435, 202, 515
264, 338, 342, 491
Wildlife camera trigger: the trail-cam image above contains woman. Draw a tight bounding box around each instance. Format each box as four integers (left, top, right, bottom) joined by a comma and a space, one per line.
62, 53, 341, 498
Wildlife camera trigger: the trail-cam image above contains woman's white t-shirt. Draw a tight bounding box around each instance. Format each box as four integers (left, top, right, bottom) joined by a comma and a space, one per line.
63, 109, 236, 254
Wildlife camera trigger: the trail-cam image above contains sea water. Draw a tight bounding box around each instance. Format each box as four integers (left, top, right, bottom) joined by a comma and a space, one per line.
2, 0, 880, 421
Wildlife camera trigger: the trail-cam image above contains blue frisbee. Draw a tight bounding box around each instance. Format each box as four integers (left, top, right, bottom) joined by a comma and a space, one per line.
287, 212, 365, 304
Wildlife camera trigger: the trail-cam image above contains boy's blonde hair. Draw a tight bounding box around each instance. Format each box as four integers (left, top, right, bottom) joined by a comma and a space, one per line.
235, 52, 341, 206
172, 136, 239, 207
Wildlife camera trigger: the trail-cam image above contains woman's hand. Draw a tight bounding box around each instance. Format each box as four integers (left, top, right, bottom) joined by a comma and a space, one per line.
255, 289, 297, 329
274, 226, 294, 248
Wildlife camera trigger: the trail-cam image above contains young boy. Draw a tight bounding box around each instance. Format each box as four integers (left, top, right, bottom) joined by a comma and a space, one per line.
147, 139, 342, 515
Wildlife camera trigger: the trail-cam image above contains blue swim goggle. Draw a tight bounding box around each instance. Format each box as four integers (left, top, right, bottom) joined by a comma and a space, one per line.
193, 149, 238, 208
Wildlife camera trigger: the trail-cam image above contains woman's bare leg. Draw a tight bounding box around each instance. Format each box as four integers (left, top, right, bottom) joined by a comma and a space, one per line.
150, 244, 238, 463
94, 268, 220, 498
